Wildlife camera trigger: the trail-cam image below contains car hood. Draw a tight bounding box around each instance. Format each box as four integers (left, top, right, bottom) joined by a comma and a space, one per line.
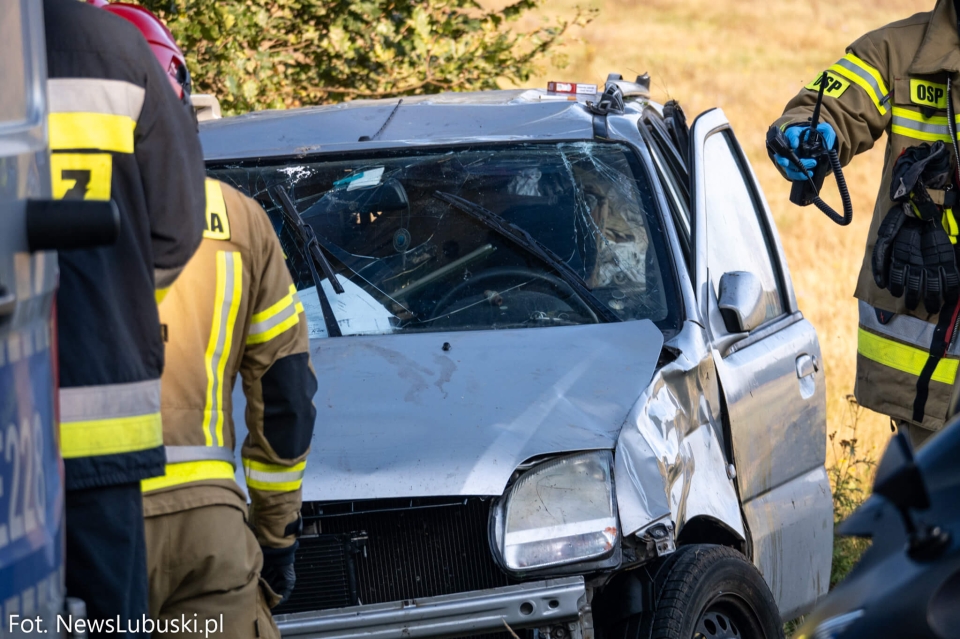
233, 320, 663, 500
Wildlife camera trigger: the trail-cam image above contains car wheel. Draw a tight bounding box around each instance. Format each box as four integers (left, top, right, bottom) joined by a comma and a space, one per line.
604, 545, 784, 639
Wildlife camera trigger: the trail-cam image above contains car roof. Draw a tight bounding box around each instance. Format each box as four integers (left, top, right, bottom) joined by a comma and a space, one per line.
200, 88, 657, 162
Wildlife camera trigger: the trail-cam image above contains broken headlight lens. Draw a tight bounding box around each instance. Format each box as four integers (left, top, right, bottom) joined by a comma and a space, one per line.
495, 451, 618, 572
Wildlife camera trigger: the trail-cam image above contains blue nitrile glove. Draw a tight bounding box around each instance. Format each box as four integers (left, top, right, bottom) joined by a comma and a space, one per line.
774, 123, 838, 181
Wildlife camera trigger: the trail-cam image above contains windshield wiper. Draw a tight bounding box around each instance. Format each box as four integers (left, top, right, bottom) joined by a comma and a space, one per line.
274, 187, 344, 337
431, 190, 619, 323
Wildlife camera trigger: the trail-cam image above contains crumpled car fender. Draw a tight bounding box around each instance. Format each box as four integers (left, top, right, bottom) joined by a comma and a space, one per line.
615, 322, 745, 541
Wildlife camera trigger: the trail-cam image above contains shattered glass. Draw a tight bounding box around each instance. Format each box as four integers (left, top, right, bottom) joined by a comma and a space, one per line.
209, 142, 676, 337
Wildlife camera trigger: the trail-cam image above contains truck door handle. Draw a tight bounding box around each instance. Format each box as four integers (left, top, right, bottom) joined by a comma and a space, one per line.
796, 354, 818, 378
0, 287, 16, 319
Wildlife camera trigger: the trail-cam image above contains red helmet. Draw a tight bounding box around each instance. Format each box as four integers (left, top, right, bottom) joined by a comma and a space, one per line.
89, 2, 190, 99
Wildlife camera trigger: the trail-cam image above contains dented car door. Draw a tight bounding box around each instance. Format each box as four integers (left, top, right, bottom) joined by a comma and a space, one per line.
691, 108, 833, 619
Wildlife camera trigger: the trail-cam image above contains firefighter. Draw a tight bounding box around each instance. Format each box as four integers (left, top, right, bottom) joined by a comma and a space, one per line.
43, 0, 206, 634
143, 176, 316, 637
102, 7, 318, 635
770, 0, 960, 447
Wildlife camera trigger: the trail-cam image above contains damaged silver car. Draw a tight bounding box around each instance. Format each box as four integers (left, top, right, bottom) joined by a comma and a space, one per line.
202, 75, 833, 639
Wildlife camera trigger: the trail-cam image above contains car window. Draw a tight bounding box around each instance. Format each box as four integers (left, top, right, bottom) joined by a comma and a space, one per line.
0, 0, 29, 126
210, 142, 680, 337
703, 131, 784, 323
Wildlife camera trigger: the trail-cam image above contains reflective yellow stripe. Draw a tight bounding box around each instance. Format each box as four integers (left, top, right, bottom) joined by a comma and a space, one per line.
249, 297, 293, 327
201, 256, 227, 446
243, 459, 307, 473
829, 53, 889, 115
242, 459, 306, 492
246, 284, 302, 345
247, 313, 300, 346
48, 112, 135, 153
891, 108, 952, 124
891, 124, 953, 142
155, 287, 170, 304
890, 107, 960, 142
857, 328, 958, 384
218, 253, 242, 447
141, 460, 236, 493
250, 284, 297, 325
60, 412, 163, 458
202, 252, 243, 447
944, 209, 959, 245
59, 380, 162, 458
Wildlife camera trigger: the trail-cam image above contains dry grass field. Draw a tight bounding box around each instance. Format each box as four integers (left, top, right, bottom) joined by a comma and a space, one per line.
491, 0, 936, 464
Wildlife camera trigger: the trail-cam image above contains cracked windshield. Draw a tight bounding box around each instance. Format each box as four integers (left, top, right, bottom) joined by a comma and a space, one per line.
209, 142, 672, 337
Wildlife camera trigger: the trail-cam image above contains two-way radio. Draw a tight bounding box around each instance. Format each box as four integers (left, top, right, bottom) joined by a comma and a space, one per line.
766, 71, 854, 226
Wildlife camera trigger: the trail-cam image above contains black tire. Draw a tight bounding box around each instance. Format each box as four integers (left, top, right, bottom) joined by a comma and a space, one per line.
602, 545, 784, 639
651, 545, 783, 639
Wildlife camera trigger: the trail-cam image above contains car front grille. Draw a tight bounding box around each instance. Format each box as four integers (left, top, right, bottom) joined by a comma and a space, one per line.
274, 497, 513, 616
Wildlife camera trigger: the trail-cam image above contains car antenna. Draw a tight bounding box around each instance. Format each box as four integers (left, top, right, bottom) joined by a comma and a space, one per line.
274, 186, 344, 337
359, 99, 402, 142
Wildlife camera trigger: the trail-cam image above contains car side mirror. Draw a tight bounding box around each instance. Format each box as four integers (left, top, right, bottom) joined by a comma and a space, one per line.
874, 430, 950, 560
718, 271, 765, 333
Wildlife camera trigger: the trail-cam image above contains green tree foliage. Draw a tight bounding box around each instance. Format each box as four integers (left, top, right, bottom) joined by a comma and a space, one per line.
139, 0, 594, 115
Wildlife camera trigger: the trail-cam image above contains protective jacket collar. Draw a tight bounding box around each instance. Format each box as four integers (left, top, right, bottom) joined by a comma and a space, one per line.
909, 0, 960, 75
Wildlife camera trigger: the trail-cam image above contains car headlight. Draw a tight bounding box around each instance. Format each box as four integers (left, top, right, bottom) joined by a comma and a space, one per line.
493, 451, 619, 572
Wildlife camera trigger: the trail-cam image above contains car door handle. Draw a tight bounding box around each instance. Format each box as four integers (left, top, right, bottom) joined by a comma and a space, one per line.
796, 354, 818, 378
0, 287, 16, 319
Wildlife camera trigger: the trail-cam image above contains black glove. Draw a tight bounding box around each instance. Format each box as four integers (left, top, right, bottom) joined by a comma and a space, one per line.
873, 205, 907, 290
875, 207, 960, 314
875, 140, 960, 313
887, 213, 926, 310
261, 542, 298, 607
920, 219, 960, 314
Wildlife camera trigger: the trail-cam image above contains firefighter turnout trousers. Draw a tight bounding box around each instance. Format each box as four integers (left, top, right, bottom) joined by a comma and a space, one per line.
144, 504, 279, 639
776, 0, 960, 435
142, 179, 317, 630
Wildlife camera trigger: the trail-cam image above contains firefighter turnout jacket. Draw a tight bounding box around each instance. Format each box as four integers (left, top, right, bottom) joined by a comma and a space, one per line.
44, 0, 206, 489
143, 180, 317, 550
776, 0, 960, 432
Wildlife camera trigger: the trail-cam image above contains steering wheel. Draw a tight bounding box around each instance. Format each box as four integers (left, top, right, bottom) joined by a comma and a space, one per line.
429, 266, 599, 322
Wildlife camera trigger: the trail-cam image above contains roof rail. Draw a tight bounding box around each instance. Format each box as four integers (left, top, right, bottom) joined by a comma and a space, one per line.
605, 73, 650, 99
